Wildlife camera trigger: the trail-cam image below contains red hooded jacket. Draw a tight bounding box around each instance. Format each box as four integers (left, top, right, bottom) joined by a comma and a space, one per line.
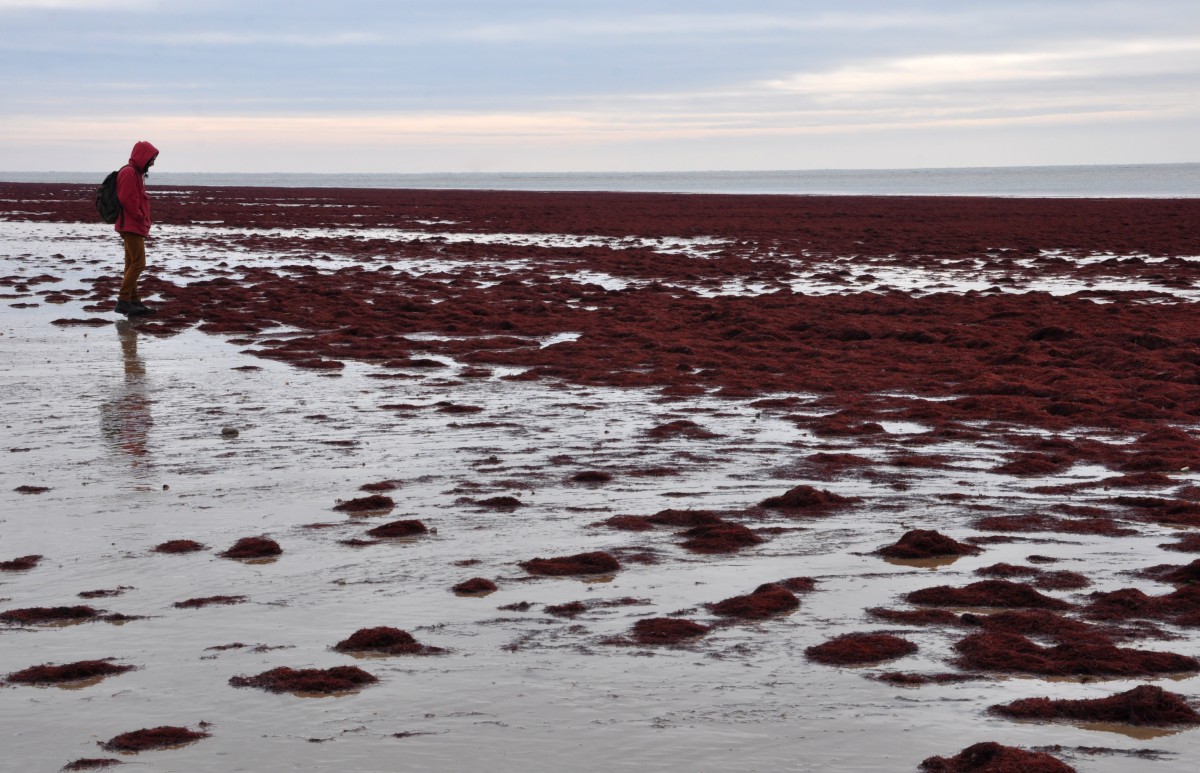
115, 140, 159, 236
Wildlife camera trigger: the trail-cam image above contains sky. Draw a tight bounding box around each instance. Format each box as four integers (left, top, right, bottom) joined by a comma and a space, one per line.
1, 0, 1198, 173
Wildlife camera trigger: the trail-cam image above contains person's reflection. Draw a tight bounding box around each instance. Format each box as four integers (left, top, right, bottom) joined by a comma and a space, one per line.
99, 320, 153, 472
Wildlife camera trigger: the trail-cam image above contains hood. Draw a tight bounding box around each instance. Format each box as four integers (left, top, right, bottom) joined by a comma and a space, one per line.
129, 141, 159, 173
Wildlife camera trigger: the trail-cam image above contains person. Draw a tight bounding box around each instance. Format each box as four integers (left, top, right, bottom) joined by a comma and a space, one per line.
114, 140, 160, 315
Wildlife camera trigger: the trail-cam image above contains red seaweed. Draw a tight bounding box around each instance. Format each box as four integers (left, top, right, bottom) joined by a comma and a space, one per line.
333, 626, 443, 655
6, 659, 134, 685
520, 551, 620, 576
0, 554, 42, 571
631, 618, 709, 645
953, 631, 1198, 676
1, 606, 100, 625
333, 494, 395, 512
219, 537, 281, 559
100, 726, 210, 753
229, 665, 378, 693
364, 519, 428, 538
876, 530, 981, 559
920, 742, 1075, 772
759, 485, 857, 510
906, 580, 1072, 610
153, 540, 205, 554
173, 595, 247, 609
990, 684, 1200, 726
806, 632, 918, 665
452, 577, 497, 595
679, 521, 764, 554
708, 584, 799, 619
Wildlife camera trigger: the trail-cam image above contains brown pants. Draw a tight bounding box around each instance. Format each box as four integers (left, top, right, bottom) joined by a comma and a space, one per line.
119, 233, 146, 302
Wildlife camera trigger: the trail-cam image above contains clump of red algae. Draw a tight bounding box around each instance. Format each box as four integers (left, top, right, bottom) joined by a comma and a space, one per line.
6, 660, 134, 685
953, 631, 1199, 677
333, 627, 444, 655
0, 554, 41, 571
905, 580, 1072, 610
709, 584, 799, 620
100, 726, 210, 753
645, 419, 720, 439
1138, 559, 1200, 586
332, 494, 395, 513
153, 540, 204, 554
805, 632, 918, 665
973, 513, 1137, 537
570, 470, 613, 483
990, 685, 1200, 726
452, 578, 497, 595
62, 759, 123, 770
632, 618, 709, 645
867, 608, 961, 626
1160, 534, 1200, 553
545, 601, 587, 618
920, 742, 1076, 773
0, 606, 100, 625
14, 485, 50, 494
963, 610, 1098, 643
173, 595, 247, 609
520, 551, 620, 576
229, 666, 378, 694
759, 485, 857, 510
78, 588, 131, 599
219, 537, 281, 559
974, 564, 1091, 591
645, 509, 722, 527
871, 672, 982, 686
876, 530, 982, 559
679, 521, 764, 554
365, 519, 428, 538
598, 515, 655, 531
476, 496, 523, 509
359, 480, 401, 492
778, 577, 818, 593
1083, 586, 1200, 625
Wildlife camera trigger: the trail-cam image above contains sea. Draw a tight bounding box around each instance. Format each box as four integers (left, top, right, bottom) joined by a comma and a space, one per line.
2, 163, 1198, 197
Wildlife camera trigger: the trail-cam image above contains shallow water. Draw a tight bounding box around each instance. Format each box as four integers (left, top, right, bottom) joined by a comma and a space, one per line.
2, 219, 1199, 772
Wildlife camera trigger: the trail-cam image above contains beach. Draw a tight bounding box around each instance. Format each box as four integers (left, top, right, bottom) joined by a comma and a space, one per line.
3, 183, 1200, 771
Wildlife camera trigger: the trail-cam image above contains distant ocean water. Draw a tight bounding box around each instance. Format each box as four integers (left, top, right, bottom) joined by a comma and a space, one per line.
3, 163, 1198, 198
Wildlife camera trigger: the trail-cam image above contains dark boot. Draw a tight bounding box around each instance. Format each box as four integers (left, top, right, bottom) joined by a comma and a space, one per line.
114, 300, 137, 314
129, 297, 156, 315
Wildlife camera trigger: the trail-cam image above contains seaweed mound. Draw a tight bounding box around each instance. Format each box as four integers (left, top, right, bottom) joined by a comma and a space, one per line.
62, 759, 123, 770
6, 659, 133, 685
219, 537, 281, 559
805, 632, 918, 665
990, 684, 1200, 726
867, 608, 961, 626
631, 618, 709, 645
876, 530, 981, 559
0, 554, 42, 571
759, 485, 856, 510
364, 519, 428, 538
476, 496, 522, 509
954, 631, 1199, 677
920, 742, 1075, 772
173, 595, 247, 609
229, 665, 378, 693
332, 494, 395, 512
100, 726, 209, 753
0, 606, 99, 625
333, 626, 443, 655
679, 521, 764, 554
709, 584, 799, 620
905, 580, 1071, 610
520, 551, 620, 576
452, 577, 497, 595
599, 515, 655, 531
153, 540, 205, 554
645, 509, 721, 527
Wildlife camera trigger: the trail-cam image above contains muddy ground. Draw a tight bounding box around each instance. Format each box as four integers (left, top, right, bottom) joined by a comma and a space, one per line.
2, 184, 1200, 771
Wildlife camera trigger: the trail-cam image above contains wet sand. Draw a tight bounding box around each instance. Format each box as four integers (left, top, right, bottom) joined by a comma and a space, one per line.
2, 184, 1200, 771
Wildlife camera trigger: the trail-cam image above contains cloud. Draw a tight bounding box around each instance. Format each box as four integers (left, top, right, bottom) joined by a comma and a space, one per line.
764, 37, 1200, 96
154, 31, 384, 47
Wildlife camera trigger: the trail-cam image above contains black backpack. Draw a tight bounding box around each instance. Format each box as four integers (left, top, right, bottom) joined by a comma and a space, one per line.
95, 166, 126, 224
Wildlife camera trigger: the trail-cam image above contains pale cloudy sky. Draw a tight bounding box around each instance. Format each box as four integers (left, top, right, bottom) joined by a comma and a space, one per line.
1, 0, 1198, 172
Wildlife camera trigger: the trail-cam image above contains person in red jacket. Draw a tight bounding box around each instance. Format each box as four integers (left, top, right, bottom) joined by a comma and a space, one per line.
114, 140, 159, 315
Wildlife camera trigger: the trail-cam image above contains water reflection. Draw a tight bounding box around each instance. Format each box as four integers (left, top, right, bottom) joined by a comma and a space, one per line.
99, 320, 153, 476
